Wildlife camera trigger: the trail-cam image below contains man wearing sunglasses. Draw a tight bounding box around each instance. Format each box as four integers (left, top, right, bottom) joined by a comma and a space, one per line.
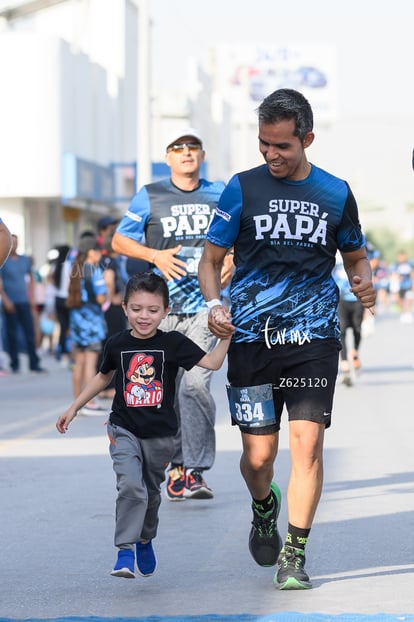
113, 128, 230, 503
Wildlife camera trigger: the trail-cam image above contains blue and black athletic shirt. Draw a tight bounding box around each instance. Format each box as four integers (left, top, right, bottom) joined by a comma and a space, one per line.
206, 163, 366, 344
117, 178, 225, 315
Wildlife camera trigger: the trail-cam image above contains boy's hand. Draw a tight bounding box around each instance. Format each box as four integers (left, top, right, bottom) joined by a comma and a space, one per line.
208, 305, 235, 338
56, 409, 77, 434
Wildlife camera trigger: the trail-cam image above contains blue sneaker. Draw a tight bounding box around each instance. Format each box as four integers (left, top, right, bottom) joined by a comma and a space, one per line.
136, 540, 157, 577
110, 549, 135, 579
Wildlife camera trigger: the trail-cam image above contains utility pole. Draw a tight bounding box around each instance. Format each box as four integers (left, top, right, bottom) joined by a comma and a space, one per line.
136, 0, 151, 190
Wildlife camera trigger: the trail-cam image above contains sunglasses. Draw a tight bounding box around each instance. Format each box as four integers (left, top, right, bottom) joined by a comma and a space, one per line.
167, 143, 202, 153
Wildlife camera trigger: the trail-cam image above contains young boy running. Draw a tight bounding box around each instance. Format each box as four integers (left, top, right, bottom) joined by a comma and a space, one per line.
56, 271, 232, 579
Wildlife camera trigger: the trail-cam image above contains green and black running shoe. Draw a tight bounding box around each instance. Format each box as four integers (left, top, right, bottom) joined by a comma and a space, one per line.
248, 482, 282, 567
274, 545, 312, 590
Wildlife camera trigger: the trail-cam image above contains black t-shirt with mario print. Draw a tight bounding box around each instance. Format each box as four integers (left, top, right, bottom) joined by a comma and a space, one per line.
100, 329, 206, 439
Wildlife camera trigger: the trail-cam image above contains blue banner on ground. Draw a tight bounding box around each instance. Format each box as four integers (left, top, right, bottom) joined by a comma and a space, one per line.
1, 614, 414, 622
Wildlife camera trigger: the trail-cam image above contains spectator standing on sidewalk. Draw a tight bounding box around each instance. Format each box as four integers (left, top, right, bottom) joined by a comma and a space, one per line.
48, 244, 72, 366
198, 88, 375, 590
112, 127, 230, 501
0, 234, 47, 374
66, 235, 108, 415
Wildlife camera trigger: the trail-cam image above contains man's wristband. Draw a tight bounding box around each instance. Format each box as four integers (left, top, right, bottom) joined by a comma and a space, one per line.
206, 298, 222, 310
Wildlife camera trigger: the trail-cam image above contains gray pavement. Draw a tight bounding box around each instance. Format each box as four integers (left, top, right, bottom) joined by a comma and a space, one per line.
0, 311, 414, 619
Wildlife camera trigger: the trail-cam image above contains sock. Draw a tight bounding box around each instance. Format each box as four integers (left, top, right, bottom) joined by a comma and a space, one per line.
252, 491, 275, 516
285, 523, 310, 551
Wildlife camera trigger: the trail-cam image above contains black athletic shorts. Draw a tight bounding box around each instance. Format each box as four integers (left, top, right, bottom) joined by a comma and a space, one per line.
227, 339, 340, 434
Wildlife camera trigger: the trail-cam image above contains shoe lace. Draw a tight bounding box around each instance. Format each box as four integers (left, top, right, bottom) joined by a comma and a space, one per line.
189, 470, 204, 485
281, 546, 304, 570
252, 512, 276, 537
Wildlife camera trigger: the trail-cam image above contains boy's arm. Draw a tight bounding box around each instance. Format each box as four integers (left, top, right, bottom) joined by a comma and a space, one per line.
56, 371, 114, 433
197, 336, 231, 371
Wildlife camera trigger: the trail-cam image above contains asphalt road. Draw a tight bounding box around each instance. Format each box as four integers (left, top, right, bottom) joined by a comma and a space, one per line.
0, 311, 413, 619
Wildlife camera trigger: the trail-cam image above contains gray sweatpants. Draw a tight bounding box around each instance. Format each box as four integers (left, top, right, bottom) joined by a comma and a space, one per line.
159, 311, 217, 471
107, 421, 175, 549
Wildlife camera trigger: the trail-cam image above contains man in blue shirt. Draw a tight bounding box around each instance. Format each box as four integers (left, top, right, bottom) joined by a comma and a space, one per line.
113, 128, 229, 501
198, 89, 375, 590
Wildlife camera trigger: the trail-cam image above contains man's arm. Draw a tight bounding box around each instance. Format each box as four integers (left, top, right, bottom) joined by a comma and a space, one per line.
0, 275, 14, 313
340, 247, 376, 310
198, 241, 227, 300
220, 249, 235, 289
112, 231, 154, 264
112, 231, 186, 282
198, 240, 234, 338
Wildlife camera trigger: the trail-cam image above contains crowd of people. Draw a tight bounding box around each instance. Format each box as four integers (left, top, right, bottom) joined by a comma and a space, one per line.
332, 247, 414, 386
0, 88, 412, 593
370, 249, 414, 321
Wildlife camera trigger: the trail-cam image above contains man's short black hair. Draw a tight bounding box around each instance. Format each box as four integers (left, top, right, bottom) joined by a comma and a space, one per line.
257, 88, 313, 141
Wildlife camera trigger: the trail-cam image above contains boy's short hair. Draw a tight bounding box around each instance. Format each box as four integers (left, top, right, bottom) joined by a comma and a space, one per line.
124, 271, 169, 308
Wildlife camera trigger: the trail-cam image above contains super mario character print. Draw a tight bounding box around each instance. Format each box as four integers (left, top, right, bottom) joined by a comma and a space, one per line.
124, 352, 163, 408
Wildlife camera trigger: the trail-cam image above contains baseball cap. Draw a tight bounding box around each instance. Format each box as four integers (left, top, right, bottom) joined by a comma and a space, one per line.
165, 127, 203, 150
97, 216, 118, 230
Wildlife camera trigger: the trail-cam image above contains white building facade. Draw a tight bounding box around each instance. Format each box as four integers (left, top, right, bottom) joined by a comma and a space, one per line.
0, 0, 140, 257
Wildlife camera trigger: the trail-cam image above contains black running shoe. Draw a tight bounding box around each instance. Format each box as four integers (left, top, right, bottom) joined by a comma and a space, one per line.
274, 545, 312, 590
248, 482, 282, 567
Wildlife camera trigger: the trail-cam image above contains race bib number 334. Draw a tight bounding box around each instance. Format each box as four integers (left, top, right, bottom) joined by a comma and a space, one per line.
226, 383, 276, 428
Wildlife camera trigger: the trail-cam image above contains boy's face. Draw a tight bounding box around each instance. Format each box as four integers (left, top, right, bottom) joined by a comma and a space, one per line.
122, 290, 169, 339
